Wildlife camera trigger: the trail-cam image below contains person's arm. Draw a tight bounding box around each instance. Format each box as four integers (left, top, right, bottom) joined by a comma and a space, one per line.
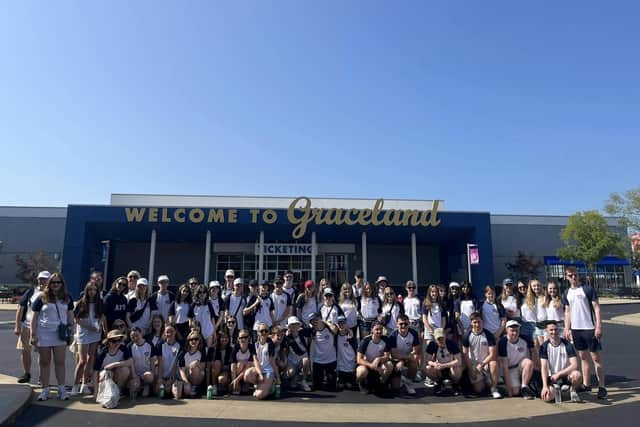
500, 356, 512, 396
14, 302, 25, 335
483, 345, 497, 366
252, 355, 263, 382
495, 317, 506, 340
540, 358, 552, 400
461, 345, 472, 371
30, 311, 39, 346
356, 352, 375, 370
592, 300, 602, 339
104, 356, 133, 371
270, 355, 280, 383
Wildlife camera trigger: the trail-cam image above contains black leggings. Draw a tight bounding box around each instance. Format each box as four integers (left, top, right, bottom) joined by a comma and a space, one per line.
313, 361, 337, 391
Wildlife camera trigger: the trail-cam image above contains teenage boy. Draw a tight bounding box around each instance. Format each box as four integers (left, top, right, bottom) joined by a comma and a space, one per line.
352, 270, 364, 299
282, 270, 297, 301
356, 321, 393, 394
222, 269, 235, 300
562, 266, 607, 399
15, 270, 50, 383
225, 278, 247, 330
540, 320, 583, 403
389, 314, 420, 395
425, 328, 463, 395
462, 312, 502, 399
271, 276, 292, 328
498, 320, 536, 399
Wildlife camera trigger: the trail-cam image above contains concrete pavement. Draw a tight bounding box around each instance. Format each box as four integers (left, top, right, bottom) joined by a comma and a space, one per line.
0, 374, 31, 426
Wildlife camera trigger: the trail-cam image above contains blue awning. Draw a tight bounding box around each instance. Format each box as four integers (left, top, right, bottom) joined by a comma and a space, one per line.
544, 256, 630, 266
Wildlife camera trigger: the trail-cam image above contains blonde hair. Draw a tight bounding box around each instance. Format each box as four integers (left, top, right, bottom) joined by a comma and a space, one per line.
544, 281, 562, 309
525, 279, 546, 309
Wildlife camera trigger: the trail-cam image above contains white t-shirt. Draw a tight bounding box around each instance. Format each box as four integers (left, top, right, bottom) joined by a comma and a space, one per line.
403, 296, 422, 321
339, 300, 358, 329
540, 338, 577, 375
336, 334, 356, 373
546, 302, 564, 322
271, 291, 291, 327
253, 296, 274, 330
21, 289, 42, 328
358, 336, 390, 362
155, 292, 172, 321
160, 340, 181, 378
502, 295, 520, 318
498, 336, 531, 367
310, 326, 336, 364
481, 303, 501, 334
130, 341, 154, 376
426, 302, 443, 328
565, 287, 595, 330
226, 295, 246, 330
462, 329, 496, 363
520, 303, 537, 323
459, 300, 475, 330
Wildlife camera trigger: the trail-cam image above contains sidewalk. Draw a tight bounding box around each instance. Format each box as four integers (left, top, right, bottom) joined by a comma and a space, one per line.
0, 374, 31, 426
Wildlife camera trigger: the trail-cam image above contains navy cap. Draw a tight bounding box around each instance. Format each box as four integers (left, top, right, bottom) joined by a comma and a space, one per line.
307, 312, 320, 322
336, 315, 347, 323
248, 279, 259, 287
502, 278, 513, 286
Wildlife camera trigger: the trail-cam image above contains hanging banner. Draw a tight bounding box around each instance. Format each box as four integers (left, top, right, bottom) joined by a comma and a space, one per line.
468, 244, 480, 265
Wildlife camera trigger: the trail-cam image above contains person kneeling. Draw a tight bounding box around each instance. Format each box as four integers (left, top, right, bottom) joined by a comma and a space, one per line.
356, 321, 393, 394
93, 330, 133, 402
245, 322, 278, 400
389, 314, 421, 395
498, 320, 536, 399
127, 327, 159, 398
425, 328, 463, 396
175, 331, 206, 398
540, 320, 583, 403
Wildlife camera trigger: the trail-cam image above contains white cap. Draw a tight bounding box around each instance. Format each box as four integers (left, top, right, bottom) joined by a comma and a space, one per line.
449, 281, 460, 289
37, 271, 51, 280
209, 280, 221, 288
233, 278, 244, 286
225, 269, 235, 277
136, 278, 149, 286
287, 316, 302, 327
375, 276, 389, 285
506, 320, 521, 329
157, 275, 170, 283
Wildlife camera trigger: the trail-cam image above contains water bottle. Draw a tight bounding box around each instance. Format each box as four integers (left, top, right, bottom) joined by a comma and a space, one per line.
554, 384, 561, 403
274, 384, 281, 399
206, 385, 214, 400
158, 384, 165, 399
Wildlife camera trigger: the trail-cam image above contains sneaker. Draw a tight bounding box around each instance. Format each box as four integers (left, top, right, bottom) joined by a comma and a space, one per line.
570, 391, 584, 403
597, 387, 608, 399
423, 377, 438, 388
58, 385, 69, 401
404, 384, 416, 395
300, 379, 311, 392
70, 384, 80, 397
82, 384, 93, 395
414, 371, 424, 382
142, 384, 150, 398
491, 388, 502, 399
521, 385, 534, 400
577, 384, 592, 393
17, 373, 31, 384
560, 384, 570, 392
37, 387, 50, 401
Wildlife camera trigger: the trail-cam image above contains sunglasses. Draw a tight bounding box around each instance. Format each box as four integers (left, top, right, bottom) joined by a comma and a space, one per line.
385, 292, 394, 296
128, 276, 138, 280
567, 274, 576, 278
238, 336, 249, 340
398, 323, 408, 327
50, 281, 63, 285
108, 338, 121, 343
406, 287, 416, 290
227, 320, 236, 324
258, 329, 269, 334
118, 282, 127, 286
188, 338, 200, 342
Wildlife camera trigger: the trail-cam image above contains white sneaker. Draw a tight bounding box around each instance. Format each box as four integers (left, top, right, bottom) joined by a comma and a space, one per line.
37, 387, 50, 401
58, 385, 69, 401
70, 384, 80, 397
405, 384, 416, 395
570, 391, 584, 403
300, 379, 311, 392
561, 384, 570, 392
491, 388, 502, 399
424, 377, 437, 388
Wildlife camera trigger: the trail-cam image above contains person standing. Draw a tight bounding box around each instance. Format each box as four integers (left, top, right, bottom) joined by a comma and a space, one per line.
15, 270, 49, 383
271, 276, 292, 328
562, 266, 607, 398
30, 273, 75, 401
226, 278, 247, 331
282, 270, 297, 301
152, 275, 174, 322
352, 270, 364, 299
126, 278, 158, 334
222, 270, 235, 301
125, 270, 141, 301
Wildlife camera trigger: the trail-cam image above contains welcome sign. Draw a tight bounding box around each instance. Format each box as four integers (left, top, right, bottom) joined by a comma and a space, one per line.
124, 197, 442, 239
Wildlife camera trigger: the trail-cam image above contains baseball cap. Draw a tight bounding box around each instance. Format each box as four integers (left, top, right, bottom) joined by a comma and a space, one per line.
307, 312, 320, 322
225, 269, 235, 277
136, 278, 149, 287
449, 281, 460, 289
208, 280, 221, 288
274, 275, 284, 284
233, 278, 244, 286
375, 276, 389, 285
287, 316, 302, 327
323, 288, 334, 296
248, 280, 259, 287
37, 271, 51, 280
434, 328, 445, 339
354, 270, 363, 278
506, 320, 520, 328
304, 280, 314, 289
157, 275, 170, 283
336, 315, 347, 324
502, 278, 514, 286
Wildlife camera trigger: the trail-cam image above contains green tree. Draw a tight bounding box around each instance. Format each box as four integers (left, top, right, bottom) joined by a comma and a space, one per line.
558, 211, 626, 286
505, 251, 543, 282
605, 187, 640, 233
15, 250, 53, 284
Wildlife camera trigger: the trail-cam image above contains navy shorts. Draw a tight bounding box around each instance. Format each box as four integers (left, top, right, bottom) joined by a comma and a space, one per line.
571, 329, 602, 352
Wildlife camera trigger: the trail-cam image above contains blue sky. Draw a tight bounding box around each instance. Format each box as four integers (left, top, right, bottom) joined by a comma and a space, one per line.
0, 1, 637, 215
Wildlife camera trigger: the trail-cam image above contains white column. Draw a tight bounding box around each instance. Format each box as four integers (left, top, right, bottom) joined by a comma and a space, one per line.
101, 240, 110, 289
411, 232, 418, 286
361, 232, 368, 282
148, 229, 157, 296
311, 231, 317, 283
258, 231, 265, 282
204, 230, 212, 284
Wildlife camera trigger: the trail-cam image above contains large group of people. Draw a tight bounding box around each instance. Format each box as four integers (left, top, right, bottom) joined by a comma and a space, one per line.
14, 266, 607, 405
